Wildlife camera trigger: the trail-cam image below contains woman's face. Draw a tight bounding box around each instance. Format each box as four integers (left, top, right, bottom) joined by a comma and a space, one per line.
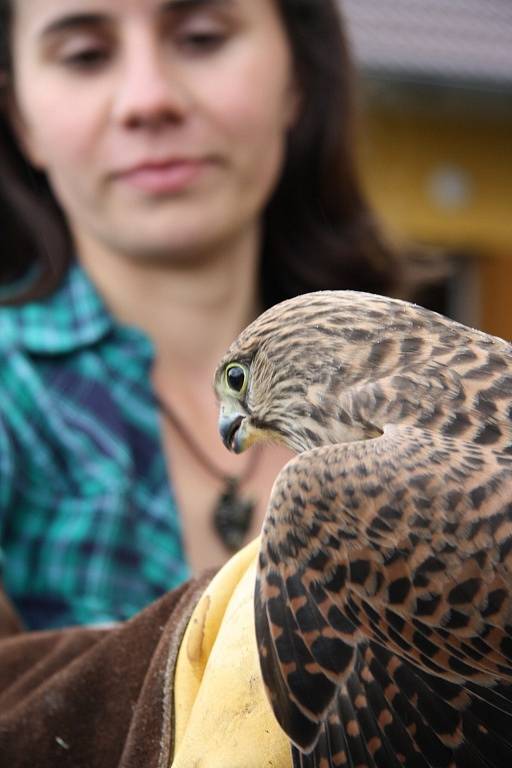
11, 0, 298, 263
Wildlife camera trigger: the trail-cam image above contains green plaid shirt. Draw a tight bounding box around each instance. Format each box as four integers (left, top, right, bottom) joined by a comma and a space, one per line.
0, 264, 189, 629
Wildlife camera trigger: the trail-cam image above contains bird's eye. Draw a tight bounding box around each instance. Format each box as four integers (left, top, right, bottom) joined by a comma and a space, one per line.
225, 363, 248, 395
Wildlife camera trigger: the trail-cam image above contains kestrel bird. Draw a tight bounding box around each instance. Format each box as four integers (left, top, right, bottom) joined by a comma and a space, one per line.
214, 291, 512, 768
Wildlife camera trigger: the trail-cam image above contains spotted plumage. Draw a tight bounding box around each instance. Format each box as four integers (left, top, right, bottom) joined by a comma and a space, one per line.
214, 291, 512, 768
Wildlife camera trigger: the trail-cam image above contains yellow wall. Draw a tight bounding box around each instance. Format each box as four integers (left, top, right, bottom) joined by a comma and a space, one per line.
357, 100, 512, 336
478, 254, 512, 340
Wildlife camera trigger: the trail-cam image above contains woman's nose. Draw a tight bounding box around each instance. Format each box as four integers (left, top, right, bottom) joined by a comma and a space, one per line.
112, 33, 189, 129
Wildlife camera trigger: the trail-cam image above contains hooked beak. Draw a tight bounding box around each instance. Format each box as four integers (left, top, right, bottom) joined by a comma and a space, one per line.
219, 412, 247, 454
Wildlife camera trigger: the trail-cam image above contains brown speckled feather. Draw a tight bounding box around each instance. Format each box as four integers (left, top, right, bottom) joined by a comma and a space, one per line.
215, 291, 512, 767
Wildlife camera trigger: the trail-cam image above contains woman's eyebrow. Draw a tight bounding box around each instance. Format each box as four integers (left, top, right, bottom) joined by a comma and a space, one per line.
38, 0, 235, 39
38, 13, 108, 40
160, 0, 234, 13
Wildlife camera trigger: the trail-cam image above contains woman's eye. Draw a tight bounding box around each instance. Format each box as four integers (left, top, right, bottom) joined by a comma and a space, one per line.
60, 47, 110, 71
183, 31, 224, 49
225, 364, 248, 394
176, 22, 228, 53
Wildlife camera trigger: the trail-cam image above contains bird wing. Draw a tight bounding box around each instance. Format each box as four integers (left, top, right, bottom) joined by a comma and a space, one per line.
255, 424, 512, 767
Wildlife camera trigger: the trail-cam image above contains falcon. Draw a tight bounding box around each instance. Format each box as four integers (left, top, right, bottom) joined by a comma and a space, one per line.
214, 291, 512, 768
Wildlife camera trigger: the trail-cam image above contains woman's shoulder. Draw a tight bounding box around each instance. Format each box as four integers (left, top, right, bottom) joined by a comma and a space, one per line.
0, 264, 113, 356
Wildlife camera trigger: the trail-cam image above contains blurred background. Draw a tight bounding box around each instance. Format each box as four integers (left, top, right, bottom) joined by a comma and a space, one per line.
340, 0, 512, 338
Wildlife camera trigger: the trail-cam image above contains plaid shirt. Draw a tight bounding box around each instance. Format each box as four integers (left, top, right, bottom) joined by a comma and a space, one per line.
0, 264, 189, 629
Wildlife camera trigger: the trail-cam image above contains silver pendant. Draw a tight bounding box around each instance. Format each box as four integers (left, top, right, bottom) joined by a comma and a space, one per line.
212, 478, 255, 552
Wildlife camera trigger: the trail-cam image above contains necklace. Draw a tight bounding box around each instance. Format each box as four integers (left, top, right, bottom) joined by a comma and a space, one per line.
156, 396, 260, 552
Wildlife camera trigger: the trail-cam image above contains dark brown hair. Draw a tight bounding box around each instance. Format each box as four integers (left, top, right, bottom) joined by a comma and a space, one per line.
0, 0, 401, 306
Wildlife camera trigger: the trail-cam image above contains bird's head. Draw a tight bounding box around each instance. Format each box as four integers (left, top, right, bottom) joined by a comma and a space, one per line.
214, 291, 394, 455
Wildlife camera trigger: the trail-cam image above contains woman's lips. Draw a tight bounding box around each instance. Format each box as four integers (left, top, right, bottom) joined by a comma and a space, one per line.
115, 159, 208, 194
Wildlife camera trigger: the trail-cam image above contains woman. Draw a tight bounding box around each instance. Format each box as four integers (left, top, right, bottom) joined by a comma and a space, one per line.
0, 0, 399, 630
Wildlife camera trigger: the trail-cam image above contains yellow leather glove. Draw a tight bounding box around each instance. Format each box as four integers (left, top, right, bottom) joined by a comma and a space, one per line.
171, 538, 292, 768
